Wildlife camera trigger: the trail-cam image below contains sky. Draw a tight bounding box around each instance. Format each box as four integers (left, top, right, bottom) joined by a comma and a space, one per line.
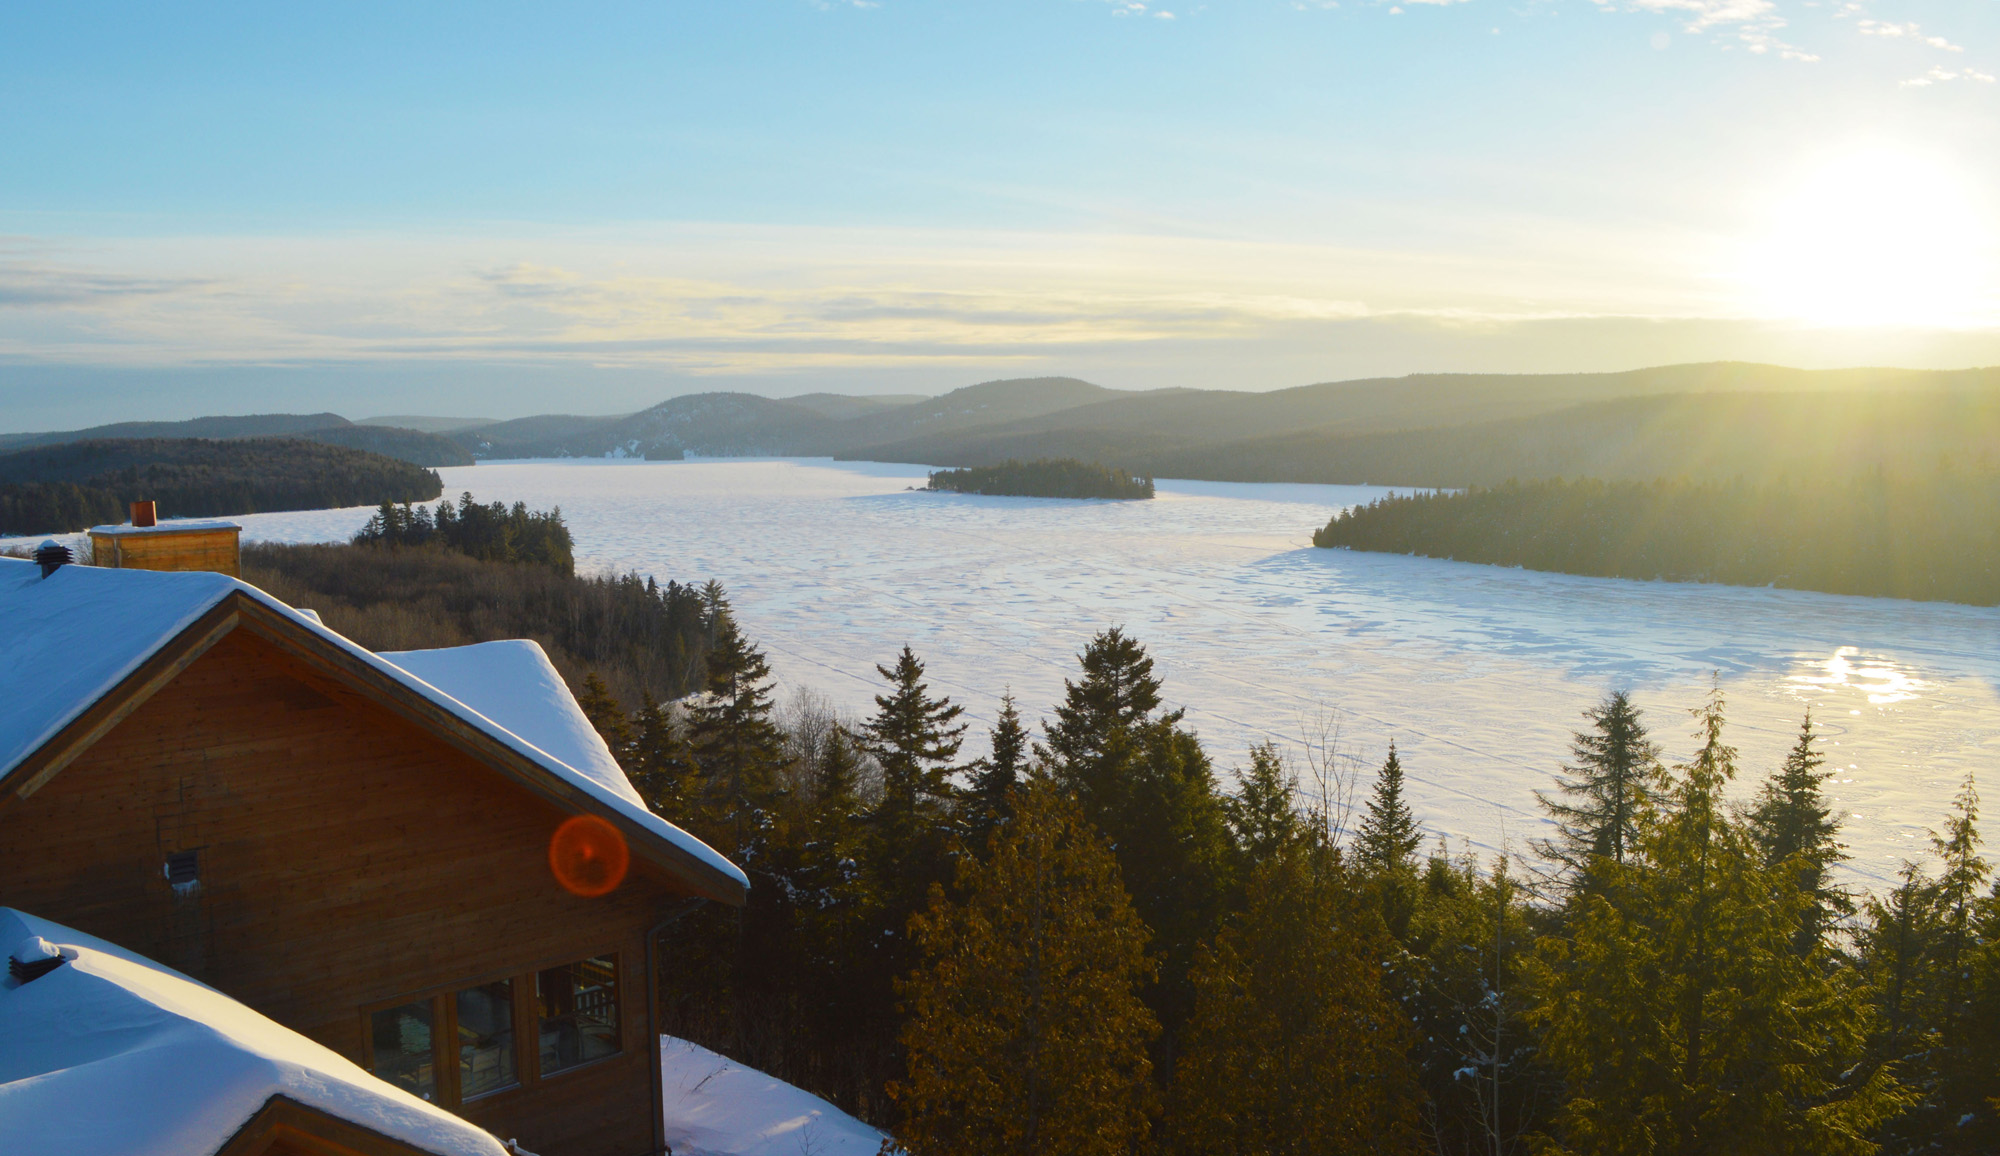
3, 0, 1999, 426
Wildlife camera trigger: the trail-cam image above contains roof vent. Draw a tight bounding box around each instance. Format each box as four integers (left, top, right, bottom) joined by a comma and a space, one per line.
35, 539, 72, 579
9, 936, 63, 984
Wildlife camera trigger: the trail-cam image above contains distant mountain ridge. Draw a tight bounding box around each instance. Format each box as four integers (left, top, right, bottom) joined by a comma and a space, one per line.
0, 412, 472, 467
15, 362, 1999, 489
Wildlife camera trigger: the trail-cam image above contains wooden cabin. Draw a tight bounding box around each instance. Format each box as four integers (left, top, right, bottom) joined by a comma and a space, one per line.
0, 550, 747, 1156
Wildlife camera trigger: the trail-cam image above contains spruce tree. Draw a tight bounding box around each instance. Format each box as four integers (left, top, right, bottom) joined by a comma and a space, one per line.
966, 690, 1027, 847
860, 645, 967, 827
893, 780, 1159, 1156
1225, 741, 1301, 870
629, 692, 698, 818
1533, 690, 1906, 1154
1172, 836, 1421, 1155
575, 672, 633, 764
1534, 689, 1662, 884
1748, 711, 1850, 946
685, 604, 784, 852
1358, 740, 1423, 873
1040, 626, 1175, 800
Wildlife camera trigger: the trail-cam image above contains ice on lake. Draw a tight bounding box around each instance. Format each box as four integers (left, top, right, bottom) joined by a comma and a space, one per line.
72, 457, 2000, 887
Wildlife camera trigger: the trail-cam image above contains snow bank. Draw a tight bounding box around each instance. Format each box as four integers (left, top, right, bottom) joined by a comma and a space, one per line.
0, 908, 508, 1156
660, 1037, 889, 1156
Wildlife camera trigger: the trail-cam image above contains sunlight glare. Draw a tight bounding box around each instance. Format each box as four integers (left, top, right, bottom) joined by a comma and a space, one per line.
1742, 150, 1993, 327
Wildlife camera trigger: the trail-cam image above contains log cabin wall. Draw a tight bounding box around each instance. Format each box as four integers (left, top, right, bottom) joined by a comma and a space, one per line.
0, 628, 689, 1156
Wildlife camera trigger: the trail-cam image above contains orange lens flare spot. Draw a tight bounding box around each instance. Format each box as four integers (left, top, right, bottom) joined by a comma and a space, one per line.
549, 815, 630, 897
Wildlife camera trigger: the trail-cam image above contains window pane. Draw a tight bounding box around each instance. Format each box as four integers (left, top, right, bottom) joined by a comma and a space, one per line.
538, 956, 620, 1074
457, 979, 517, 1098
369, 1002, 436, 1101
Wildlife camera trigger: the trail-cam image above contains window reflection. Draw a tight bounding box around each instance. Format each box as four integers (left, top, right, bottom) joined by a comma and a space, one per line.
457, 979, 517, 1098
538, 956, 620, 1073
369, 1001, 436, 1101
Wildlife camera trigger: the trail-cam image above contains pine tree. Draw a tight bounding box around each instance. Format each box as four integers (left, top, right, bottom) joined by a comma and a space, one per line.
1172, 836, 1421, 1155
685, 604, 784, 853
1040, 626, 1175, 801
893, 780, 1159, 1156
1225, 741, 1301, 870
1358, 740, 1423, 873
629, 692, 699, 818
860, 645, 967, 827
1748, 711, 1850, 947
575, 672, 633, 765
1534, 689, 1662, 885
1532, 690, 1906, 1155
965, 690, 1027, 847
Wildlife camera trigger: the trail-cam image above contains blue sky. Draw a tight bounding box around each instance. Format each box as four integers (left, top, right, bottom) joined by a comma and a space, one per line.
3, 1, 1998, 425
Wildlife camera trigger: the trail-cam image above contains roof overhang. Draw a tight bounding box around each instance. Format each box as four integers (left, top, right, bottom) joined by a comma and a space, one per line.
0, 588, 745, 906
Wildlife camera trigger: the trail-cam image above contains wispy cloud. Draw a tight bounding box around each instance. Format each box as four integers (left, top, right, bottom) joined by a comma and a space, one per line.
1857, 19, 1962, 52
1901, 65, 1995, 87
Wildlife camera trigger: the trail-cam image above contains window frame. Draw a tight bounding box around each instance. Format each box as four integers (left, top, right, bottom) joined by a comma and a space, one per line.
358, 948, 623, 1110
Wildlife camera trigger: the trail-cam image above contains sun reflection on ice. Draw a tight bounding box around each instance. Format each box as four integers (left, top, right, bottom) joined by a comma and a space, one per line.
1788, 646, 1927, 706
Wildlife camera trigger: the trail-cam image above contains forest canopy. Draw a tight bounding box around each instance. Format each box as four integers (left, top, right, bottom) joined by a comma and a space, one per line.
926, 458, 1154, 500
0, 437, 443, 536
1314, 474, 2000, 606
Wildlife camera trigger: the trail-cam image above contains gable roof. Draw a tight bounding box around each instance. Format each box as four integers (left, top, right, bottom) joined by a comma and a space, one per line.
0, 908, 511, 1156
0, 557, 745, 903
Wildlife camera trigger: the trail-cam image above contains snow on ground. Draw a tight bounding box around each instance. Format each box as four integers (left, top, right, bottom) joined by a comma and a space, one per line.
660, 1036, 888, 1156
85, 456, 2000, 890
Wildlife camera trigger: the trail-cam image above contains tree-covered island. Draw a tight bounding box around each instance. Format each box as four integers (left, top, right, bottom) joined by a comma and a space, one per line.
925, 457, 1155, 500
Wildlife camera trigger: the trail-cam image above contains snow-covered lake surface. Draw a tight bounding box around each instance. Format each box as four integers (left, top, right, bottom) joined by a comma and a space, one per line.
57, 457, 2000, 887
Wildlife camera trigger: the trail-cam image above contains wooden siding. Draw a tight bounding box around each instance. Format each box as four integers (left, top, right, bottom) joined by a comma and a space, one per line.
89, 526, 242, 577
0, 629, 692, 1156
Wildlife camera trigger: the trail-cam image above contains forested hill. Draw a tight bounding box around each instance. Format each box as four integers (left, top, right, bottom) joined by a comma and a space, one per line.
1315, 475, 2000, 605
927, 458, 1154, 499
0, 438, 443, 536
426, 363, 2000, 483
0, 412, 472, 467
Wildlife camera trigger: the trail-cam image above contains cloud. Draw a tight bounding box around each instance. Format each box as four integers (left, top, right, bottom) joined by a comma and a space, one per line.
1901, 65, 1995, 87
1857, 20, 1963, 52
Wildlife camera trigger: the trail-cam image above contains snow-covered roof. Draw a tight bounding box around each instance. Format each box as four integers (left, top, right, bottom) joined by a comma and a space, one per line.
660, 1036, 889, 1156
0, 908, 509, 1156
381, 640, 644, 808
0, 556, 744, 896
88, 519, 244, 537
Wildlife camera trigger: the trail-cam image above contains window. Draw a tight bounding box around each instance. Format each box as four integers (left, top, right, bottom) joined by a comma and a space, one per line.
363, 953, 622, 1107
369, 1001, 437, 1102
457, 979, 517, 1098
538, 956, 620, 1074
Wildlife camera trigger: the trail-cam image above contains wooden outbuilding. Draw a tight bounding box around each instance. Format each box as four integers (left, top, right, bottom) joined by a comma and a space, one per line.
0, 552, 747, 1156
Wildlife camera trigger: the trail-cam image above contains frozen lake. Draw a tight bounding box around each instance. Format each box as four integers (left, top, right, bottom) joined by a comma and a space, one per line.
46, 457, 2000, 885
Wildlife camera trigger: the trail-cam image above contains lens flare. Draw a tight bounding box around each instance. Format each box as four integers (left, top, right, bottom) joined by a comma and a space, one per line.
549, 814, 630, 897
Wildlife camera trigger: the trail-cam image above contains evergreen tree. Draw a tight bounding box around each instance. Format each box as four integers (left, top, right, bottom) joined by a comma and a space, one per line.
1532, 691, 1906, 1155
1358, 740, 1423, 873
1748, 711, 1850, 947
629, 692, 698, 818
1172, 836, 1421, 1155
893, 780, 1159, 1156
1225, 741, 1302, 870
1534, 689, 1662, 885
965, 690, 1027, 848
860, 645, 967, 826
575, 672, 633, 764
685, 602, 784, 853
1040, 625, 1175, 801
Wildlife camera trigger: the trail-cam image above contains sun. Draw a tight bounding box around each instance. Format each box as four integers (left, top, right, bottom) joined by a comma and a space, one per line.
1741, 149, 1993, 328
